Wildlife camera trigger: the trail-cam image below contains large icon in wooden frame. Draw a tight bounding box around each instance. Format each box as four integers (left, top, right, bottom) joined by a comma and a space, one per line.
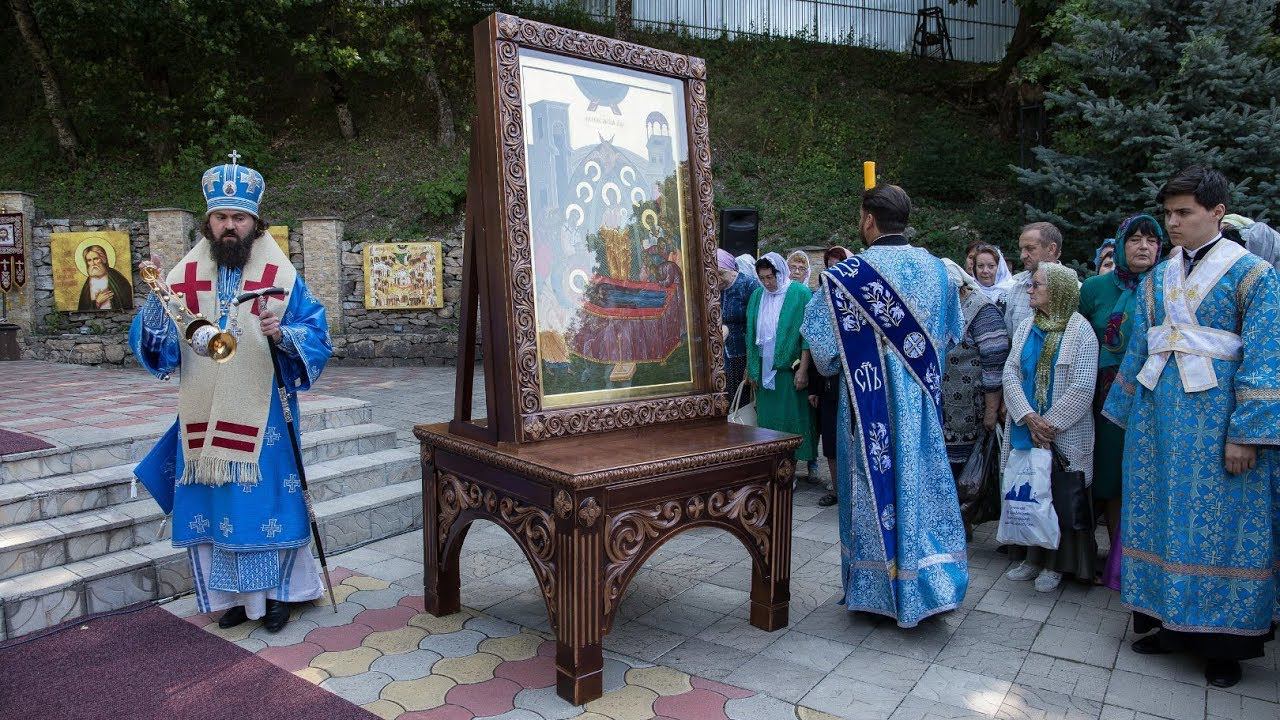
454, 13, 726, 443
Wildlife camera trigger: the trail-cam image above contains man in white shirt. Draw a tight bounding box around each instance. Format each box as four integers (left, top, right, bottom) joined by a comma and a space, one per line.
1004, 222, 1064, 335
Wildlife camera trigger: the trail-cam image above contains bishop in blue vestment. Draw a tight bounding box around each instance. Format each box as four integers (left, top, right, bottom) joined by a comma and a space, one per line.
131, 156, 332, 632
801, 185, 968, 627
1104, 167, 1280, 688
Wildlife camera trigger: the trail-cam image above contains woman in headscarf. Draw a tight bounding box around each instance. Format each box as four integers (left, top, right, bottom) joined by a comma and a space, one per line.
940, 258, 1011, 537
971, 243, 1012, 307
806, 247, 853, 503
787, 250, 812, 287
1094, 239, 1117, 275
717, 248, 761, 398
747, 252, 818, 467
1001, 262, 1098, 592
1078, 215, 1163, 590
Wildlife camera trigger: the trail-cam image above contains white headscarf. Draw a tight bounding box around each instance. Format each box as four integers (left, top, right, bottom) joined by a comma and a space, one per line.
973, 246, 1012, 302
786, 250, 812, 286
754, 252, 792, 390
735, 253, 756, 278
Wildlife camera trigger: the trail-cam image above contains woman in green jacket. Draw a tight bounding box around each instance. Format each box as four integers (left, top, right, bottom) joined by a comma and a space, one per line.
746, 252, 818, 465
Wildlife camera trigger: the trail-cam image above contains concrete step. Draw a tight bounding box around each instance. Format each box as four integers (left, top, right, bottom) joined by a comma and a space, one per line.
0, 424, 402, 579
0, 479, 423, 640
0, 397, 374, 484
0, 444, 418, 529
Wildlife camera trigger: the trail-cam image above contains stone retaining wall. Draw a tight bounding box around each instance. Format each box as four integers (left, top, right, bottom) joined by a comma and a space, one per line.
10, 206, 467, 367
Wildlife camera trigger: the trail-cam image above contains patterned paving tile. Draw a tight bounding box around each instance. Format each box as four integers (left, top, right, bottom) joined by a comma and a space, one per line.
420, 628, 487, 657
495, 655, 558, 689
307, 621, 375, 651
446, 676, 522, 716
371, 648, 443, 681
258, 640, 325, 672
432, 652, 502, 684
365, 626, 430, 654
321, 670, 395, 706
480, 632, 545, 661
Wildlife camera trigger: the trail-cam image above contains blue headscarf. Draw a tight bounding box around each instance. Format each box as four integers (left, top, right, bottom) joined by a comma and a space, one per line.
1093, 238, 1116, 271
1100, 214, 1166, 364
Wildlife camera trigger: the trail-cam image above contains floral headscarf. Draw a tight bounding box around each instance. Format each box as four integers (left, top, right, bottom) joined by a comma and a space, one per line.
1032, 263, 1080, 411
735, 253, 756, 278
1101, 214, 1165, 364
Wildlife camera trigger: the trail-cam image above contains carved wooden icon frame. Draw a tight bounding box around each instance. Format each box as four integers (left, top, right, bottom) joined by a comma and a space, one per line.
451, 12, 727, 445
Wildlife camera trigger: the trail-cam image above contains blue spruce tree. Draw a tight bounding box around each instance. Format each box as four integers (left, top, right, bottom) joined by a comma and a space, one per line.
1017, 0, 1280, 261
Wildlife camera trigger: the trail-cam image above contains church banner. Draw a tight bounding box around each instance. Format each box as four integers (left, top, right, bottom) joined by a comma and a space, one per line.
0, 213, 25, 292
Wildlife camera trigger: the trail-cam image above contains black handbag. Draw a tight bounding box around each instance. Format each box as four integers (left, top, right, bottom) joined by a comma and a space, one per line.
1050, 445, 1093, 532
956, 428, 1002, 530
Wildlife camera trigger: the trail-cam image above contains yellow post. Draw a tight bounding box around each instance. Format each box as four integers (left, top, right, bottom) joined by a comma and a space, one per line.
863, 161, 876, 190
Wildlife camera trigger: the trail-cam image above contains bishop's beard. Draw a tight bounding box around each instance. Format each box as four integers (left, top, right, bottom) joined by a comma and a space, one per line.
202, 220, 262, 270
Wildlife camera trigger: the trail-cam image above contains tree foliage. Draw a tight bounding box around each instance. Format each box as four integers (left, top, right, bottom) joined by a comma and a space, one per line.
7, 1, 593, 169
1018, 0, 1280, 261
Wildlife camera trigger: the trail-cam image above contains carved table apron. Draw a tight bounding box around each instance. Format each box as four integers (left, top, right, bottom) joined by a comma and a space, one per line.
415, 420, 801, 704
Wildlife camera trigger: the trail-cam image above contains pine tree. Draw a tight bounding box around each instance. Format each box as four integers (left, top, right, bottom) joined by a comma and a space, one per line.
1017, 0, 1280, 261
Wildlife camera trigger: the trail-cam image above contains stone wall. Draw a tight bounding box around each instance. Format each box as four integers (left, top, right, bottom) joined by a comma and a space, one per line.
24, 217, 146, 366
333, 222, 465, 366
8, 203, 467, 367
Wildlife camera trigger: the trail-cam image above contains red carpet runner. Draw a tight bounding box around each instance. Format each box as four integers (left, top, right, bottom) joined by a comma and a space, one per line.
0, 603, 378, 720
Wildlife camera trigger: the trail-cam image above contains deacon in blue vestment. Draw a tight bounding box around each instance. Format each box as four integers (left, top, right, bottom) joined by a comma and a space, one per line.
801, 184, 968, 627
130, 154, 332, 632
1103, 167, 1280, 689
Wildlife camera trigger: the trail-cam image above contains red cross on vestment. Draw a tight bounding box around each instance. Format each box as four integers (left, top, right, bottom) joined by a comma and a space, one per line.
244, 264, 280, 317
170, 262, 212, 314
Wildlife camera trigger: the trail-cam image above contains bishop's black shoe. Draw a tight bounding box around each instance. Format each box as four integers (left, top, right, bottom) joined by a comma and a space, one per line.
262, 600, 291, 633
217, 605, 248, 629
1131, 633, 1171, 655
1205, 659, 1242, 688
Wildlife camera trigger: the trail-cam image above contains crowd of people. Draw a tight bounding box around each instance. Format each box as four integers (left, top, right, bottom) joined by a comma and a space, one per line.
717, 166, 1279, 689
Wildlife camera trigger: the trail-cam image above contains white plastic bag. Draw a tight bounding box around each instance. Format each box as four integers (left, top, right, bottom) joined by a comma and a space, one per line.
727, 380, 757, 425
995, 447, 1060, 550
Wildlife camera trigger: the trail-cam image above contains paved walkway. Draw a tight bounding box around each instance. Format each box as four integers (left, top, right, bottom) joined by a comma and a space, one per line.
2, 361, 1276, 719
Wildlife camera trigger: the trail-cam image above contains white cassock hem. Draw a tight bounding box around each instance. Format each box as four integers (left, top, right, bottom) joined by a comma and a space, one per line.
188, 543, 325, 618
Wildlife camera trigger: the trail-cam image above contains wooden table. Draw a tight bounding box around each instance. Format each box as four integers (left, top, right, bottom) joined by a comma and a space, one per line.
415, 419, 801, 704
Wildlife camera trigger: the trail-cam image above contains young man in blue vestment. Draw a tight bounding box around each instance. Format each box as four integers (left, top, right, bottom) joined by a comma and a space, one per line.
801, 184, 969, 627
1104, 166, 1280, 688
130, 154, 333, 632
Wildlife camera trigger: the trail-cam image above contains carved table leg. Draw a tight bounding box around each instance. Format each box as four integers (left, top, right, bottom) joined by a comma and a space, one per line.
750, 459, 794, 630
554, 494, 605, 704
425, 523, 464, 616
423, 461, 463, 616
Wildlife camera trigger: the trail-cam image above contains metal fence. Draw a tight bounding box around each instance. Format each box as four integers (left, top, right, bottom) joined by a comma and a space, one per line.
539, 1, 1018, 63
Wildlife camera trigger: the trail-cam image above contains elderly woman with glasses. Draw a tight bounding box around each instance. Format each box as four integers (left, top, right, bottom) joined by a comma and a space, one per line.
1001, 262, 1098, 592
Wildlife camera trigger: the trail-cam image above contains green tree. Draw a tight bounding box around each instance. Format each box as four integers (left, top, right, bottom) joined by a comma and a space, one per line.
8, 0, 80, 165
1017, 0, 1280, 261
26, 0, 286, 163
